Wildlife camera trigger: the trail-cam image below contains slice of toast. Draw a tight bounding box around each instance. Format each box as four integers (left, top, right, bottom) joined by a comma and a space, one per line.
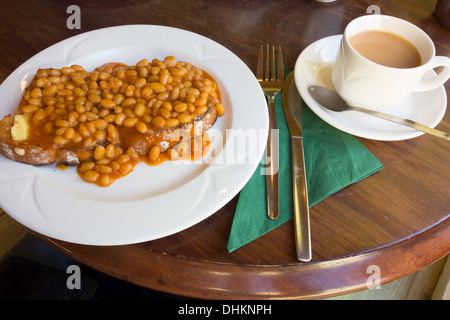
0, 106, 217, 166
0, 114, 79, 166
0, 57, 223, 185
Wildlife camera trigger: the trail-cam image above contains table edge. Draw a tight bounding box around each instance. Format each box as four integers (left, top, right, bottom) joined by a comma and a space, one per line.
38, 215, 449, 299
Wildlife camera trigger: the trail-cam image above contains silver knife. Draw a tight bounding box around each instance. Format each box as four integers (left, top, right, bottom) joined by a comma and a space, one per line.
282, 72, 312, 262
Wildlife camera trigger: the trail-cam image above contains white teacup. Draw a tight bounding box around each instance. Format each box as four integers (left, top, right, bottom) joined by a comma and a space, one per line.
331, 14, 450, 110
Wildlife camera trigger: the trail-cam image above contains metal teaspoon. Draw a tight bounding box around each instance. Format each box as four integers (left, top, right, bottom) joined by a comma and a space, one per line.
308, 85, 450, 140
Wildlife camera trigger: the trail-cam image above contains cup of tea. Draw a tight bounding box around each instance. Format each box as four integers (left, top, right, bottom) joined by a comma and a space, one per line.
331, 14, 450, 110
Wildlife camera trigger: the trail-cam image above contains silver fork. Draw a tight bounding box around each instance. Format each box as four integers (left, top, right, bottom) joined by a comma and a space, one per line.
257, 45, 284, 220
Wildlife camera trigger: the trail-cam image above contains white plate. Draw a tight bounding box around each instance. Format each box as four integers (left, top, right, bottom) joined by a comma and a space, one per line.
0, 25, 268, 245
294, 35, 447, 141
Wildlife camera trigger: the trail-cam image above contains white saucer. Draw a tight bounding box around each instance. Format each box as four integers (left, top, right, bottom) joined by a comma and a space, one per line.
294, 35, 447, 141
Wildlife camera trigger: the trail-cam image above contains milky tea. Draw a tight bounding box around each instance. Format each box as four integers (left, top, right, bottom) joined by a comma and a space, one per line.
350, 30, 422, 69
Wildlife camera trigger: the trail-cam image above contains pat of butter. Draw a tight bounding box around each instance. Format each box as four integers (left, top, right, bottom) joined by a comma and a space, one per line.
11, 114, 30, 141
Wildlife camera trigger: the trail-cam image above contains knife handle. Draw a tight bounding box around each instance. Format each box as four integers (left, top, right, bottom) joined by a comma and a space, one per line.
291, 137, 312, 261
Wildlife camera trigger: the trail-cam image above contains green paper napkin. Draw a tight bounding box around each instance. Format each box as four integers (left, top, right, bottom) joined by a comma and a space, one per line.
227, 83, 383, 252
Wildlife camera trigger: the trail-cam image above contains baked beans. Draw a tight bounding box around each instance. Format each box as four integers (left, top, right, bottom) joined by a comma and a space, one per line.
20, 56, 223, 186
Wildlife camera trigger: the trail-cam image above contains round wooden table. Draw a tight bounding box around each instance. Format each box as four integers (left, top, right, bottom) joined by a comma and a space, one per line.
1, 0, 448, 299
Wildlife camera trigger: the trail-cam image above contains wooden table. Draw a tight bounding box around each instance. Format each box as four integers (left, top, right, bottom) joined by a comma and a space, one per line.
1, 0, 448, 299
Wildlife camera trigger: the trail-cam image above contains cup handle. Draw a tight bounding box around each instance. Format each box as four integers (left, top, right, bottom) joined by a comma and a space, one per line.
413, 56, 450, 92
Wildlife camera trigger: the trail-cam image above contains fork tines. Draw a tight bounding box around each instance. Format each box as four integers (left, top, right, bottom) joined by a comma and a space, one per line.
257, 45, 283, 85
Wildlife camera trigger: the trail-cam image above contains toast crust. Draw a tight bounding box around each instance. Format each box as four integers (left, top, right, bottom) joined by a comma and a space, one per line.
0, 114, 81, 166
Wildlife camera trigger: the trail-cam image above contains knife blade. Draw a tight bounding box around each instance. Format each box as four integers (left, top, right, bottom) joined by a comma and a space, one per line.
282, 72, 312, 262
